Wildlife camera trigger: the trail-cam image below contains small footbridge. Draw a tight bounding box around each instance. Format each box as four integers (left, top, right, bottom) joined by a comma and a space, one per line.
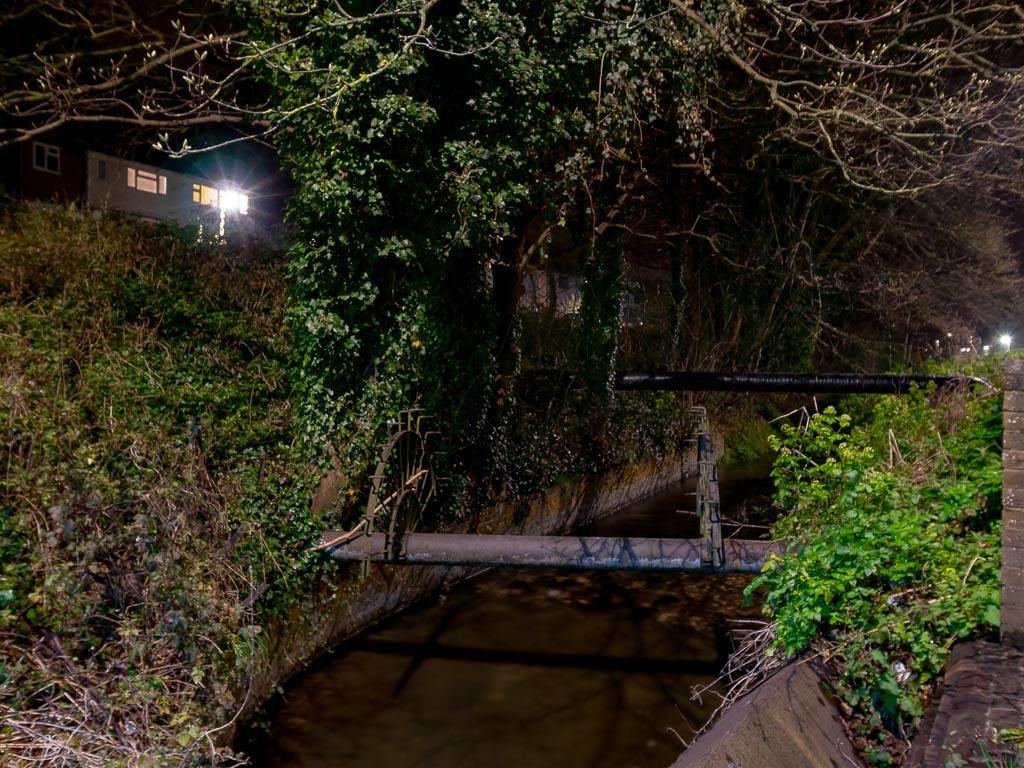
318, 371, 987, 575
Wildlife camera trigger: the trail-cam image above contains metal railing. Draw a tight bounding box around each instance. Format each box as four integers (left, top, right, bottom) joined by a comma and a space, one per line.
691, 407, 724, 570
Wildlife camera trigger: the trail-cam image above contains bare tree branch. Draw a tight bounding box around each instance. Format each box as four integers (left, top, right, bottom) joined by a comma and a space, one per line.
674, 0, 1024, 194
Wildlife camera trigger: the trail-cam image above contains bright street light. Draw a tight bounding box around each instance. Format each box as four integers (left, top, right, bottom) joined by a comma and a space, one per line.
218, 188, 249, 215
1000, 334, 1013, 350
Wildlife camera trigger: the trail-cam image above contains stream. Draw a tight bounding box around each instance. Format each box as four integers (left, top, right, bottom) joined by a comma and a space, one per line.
239, 459, 775, 768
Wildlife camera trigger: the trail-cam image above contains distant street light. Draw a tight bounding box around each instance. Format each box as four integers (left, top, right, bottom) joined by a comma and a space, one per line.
1001, 334, 1013, 350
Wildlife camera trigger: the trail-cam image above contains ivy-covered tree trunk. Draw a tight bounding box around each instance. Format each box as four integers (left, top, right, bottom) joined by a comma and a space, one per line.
577, 241, 624, 396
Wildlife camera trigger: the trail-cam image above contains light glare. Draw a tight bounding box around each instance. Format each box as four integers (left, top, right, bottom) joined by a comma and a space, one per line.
218, 189, 249, 215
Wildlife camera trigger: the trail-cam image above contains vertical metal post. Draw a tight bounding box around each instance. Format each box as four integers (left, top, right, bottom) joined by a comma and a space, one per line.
692, 407, 724, 570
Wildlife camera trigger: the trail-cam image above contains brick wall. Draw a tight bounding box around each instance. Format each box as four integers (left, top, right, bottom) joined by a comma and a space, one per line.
1002, 358, 1024, 645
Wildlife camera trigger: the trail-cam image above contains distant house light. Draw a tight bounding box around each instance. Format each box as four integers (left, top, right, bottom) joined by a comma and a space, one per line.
191, 182, 248, 215
193, 183, 219, 208
137, 171, 156, 194
33, 142, 60, 174
218, 188, 249, 215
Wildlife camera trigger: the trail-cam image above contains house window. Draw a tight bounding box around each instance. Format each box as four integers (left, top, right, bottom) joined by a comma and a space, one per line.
126, 165, 166, 195
97, 160, 106, 180
33, 142, 60, 174
136, 169, 158, 194
192, 183, 219, 208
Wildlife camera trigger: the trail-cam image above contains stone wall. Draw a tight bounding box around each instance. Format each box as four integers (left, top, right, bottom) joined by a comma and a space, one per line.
1002, 358, 1024, 646
905, 640, 1024, 767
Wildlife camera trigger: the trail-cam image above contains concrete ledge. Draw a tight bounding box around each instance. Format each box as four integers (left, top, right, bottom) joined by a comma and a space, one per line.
671, 660, 867, 768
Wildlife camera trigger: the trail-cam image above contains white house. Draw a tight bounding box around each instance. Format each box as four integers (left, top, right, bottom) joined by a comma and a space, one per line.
85, 150, 248, 226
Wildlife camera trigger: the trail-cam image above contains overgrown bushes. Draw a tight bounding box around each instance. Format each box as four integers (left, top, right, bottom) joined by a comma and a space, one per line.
750, 365, 1005, 765
0, 202, 304, 766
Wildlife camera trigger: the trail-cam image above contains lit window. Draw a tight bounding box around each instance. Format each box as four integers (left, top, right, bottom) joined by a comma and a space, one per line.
33, 142, 60, 174
126, 168, 136, 187
192, 183, 219, 207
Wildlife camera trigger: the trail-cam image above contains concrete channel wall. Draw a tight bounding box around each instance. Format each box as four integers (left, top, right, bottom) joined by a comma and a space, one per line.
229, 455, 688, 745
670, 659, 867, 768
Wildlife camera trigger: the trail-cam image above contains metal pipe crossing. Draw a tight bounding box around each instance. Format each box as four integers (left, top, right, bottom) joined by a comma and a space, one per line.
319, 531, 786, 573
316, 371, 989, 575
615, 371, 989, 393
318, 404, 768, 574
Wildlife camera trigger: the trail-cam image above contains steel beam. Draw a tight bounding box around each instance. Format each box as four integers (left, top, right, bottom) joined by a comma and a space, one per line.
319, 531, 785, 573
615, 371, 989, 393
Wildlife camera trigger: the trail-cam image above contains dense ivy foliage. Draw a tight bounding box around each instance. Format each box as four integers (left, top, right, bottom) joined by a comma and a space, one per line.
219, 0, 1023, 519
750, 365, 1005, 764
230, 0, 732, 510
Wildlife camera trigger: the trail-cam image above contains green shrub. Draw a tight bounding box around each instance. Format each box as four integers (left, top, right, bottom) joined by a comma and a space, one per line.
748, 372, 1003, 761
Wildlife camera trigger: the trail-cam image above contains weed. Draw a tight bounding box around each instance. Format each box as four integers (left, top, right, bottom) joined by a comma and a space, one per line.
748, 368, 1005, 763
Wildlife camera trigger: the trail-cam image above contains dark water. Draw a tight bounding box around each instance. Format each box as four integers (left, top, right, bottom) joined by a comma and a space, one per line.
574, 454, 776, 540
240, 462, 774, 768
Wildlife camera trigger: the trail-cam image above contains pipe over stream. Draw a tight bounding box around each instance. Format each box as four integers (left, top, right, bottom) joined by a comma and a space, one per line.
320, 531, 785, 573
615, 371, 988, 393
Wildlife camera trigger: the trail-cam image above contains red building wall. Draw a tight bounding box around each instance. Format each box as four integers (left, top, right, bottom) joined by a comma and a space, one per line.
20, 137, 85, 202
